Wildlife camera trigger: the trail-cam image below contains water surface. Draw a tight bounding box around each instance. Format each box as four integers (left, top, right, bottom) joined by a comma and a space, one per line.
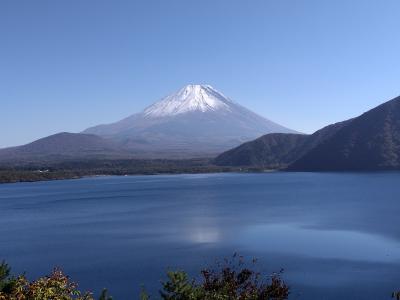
1, 172, 399, 299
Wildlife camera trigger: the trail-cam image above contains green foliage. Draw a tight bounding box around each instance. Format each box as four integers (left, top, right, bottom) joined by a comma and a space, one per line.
160, 271, 203, 300
0, 261, 16, 295
158, 254, 289, 300
0, 261, 10, 279
0, 256, 289, 300
0, 268, 93, 300
98, 289, 113, 300
0, 261, 11, 289
393, 290, 400, 300
139, 286, 151, 300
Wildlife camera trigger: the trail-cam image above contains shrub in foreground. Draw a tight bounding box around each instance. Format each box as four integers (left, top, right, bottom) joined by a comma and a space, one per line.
154, 255, 288, 300
393, 291, 400, 300
0, 255, 289, 300
0, 261, 93, 300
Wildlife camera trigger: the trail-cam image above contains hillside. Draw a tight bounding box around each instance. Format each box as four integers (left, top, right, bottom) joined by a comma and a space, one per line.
289, 96, 400, 171
0, 132, 130, 165
214, 133, 308, 168
217, 95, 400, 171
215, 120, 351, 168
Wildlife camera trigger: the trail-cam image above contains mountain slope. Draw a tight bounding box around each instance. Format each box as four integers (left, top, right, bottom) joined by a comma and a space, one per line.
83, 85, 297, 157
215, 120, 351, 168
214, 133, 308, 168
289, 96, 400, 171
0, 132, 128, 164
217, 94, 400, 171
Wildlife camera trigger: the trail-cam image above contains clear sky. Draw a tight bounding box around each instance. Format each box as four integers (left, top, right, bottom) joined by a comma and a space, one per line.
1, 0, 400, 148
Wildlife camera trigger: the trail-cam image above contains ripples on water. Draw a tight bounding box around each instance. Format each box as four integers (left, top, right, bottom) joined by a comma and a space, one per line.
0, 172, 399, 299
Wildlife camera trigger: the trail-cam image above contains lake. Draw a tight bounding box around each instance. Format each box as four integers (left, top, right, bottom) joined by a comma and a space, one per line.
1, 172, 399, 299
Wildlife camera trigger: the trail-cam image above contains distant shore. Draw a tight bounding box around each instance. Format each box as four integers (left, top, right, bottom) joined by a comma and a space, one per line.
0, 158, 258, 184
0, 168, 269, 184
0, 158, 282, 184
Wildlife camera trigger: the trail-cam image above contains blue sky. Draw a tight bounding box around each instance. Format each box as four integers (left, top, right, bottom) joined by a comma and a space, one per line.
1, 0, 400, 147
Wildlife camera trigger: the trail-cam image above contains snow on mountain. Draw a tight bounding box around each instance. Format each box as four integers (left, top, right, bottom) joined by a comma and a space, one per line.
83, 84, 297, 157
143, 85, 232, 117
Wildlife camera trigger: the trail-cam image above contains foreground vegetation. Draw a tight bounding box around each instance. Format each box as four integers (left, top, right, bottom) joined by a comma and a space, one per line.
0, 256, 289, 300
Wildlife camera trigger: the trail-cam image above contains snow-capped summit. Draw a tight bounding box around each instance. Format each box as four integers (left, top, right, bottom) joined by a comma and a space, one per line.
83, 84, 297, 157
143, 84, 232, 117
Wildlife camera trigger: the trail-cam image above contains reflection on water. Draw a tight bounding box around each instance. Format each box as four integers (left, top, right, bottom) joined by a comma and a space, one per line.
183, 214, 222, 244
239, 224, 400, 263
1, 172, 400, 300
187, 225, 220, 244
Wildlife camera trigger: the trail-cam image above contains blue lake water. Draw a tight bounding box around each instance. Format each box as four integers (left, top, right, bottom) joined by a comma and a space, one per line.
1, 172, 400, 299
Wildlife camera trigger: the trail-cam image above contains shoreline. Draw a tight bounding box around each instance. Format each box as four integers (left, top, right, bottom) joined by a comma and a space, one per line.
0, 167, 282, 185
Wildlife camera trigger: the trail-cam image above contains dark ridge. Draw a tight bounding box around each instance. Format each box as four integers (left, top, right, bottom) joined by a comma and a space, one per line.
215, 119, 352, 169
289, 95, 400, 171
214, 133, 308, 168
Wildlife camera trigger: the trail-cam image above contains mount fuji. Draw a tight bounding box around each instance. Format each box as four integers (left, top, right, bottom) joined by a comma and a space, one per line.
83, 84, 297, 157
0, 85, 297, 163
